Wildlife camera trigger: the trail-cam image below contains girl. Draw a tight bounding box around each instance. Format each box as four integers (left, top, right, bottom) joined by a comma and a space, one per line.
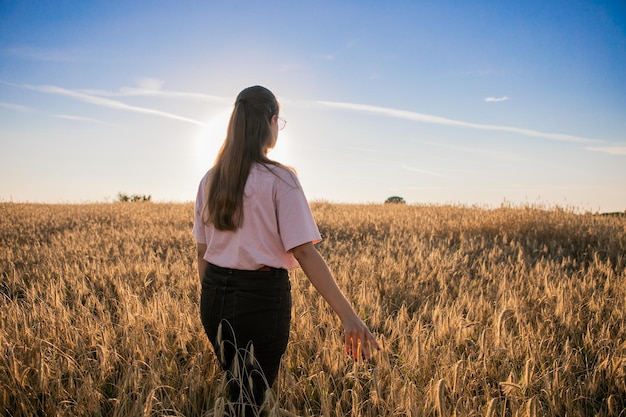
193, 85, 379, 415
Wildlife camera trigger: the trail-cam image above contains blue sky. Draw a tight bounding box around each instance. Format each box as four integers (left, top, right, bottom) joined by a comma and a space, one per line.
1, 1, 625, 211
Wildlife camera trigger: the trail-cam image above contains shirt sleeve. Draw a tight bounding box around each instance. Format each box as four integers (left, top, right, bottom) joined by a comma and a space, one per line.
192, 175, 207, 244
276, 182, 322, 252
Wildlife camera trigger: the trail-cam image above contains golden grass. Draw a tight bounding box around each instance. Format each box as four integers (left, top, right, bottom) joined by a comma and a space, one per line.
1, 202, 625, 416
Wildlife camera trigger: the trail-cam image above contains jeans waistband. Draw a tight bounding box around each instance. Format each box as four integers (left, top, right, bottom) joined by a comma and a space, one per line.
207, 263, 289, 280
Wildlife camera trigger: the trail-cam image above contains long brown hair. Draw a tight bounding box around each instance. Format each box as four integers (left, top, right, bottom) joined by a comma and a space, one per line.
203, 86, 280, 231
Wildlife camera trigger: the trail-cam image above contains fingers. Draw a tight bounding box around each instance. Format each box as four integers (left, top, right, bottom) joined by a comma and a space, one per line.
361, 333, 378, 360
345, 334, 358, 360
345, 328, 380, 361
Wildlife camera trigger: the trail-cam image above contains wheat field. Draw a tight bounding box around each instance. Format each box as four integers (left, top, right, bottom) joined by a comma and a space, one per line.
1, 202, 625, 416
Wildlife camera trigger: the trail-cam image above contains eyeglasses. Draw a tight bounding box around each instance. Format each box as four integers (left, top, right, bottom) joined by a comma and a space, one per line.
277, 116, 286, 130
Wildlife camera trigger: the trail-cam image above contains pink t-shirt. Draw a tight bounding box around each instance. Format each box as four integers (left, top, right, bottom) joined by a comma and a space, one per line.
192, 163, 321, 270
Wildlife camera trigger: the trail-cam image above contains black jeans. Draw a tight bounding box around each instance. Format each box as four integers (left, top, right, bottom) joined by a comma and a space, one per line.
200, 263, 291, 415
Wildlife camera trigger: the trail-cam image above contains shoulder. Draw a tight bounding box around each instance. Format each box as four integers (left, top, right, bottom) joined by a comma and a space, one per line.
257, 163, 301, 190
197, 169, 212, 191
199, 168, 213, 182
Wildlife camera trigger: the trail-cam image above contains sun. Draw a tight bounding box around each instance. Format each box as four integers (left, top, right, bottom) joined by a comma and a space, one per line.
193, 107, 232, 174
267, 108, 294, 165
267, 129, 292, 164
193, 106, 294, 173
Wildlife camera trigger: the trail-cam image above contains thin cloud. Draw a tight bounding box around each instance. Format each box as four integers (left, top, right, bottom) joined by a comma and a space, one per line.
0, 102, 32, 112
3, 46, 78, 62
353, 154, 446, 177
401, 164, 446, 177
423, 141, 526, 162
2, 81, 205, 126
54, 114, 110, 125
110, 88, 226, 102
79, 77, 227, 102
317, 100, 601, 144
485, 96, 509, 102
346, 145, 408, 157
82, 87, 227, 102
585, 146, 626, 156
136, 77, 164, 91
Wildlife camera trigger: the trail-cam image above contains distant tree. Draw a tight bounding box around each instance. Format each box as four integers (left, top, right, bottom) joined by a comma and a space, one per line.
117, 192, 152, 202
600, 211, 626, 218
385, 196, 406, 204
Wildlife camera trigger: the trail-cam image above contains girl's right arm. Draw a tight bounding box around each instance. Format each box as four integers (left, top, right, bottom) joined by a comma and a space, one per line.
291, 241, 379, 361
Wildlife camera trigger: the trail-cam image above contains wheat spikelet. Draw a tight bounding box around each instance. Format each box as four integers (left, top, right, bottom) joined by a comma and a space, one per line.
142, 386, 158, 417
606, 394, 618, 416
452, 360, 464, 395
405, 382, 415, 415
478, 328, 487, 357
496, 308, 514, 345
525, 396, 538, 417
371, 367, 381, 407
435, 378, 447, 417
522, 358, 533, 388
413, 319, 423, 365
499, 380, 522, 397
351, 389, 359, 417
485, 398, 497, 417
213, 397, 225, 416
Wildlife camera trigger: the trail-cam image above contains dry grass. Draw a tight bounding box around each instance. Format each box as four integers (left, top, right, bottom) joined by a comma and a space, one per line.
1, 202, 625, 416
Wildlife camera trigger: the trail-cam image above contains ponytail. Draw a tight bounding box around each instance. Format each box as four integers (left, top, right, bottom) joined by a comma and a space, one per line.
203, 86, 279, 231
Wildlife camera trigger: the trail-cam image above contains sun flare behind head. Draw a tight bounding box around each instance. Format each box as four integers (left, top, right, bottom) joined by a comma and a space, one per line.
193, 106, 294, 176
267, 128, 293, 165
267, 106, 295, 165
193, 107, 232, 174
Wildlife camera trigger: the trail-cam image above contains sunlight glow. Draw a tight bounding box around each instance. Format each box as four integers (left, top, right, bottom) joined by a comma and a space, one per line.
193, 107, 296, 175
267, 130, 294, 165
193, 107, 232, 174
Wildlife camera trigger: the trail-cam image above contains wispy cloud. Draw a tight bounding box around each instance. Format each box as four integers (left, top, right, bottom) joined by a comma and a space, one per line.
485, 96, 509, 102
0, 102, 32, 112
585, 146, 626, 156
82, 83, 227, 103
3, 46, 78, 62
87, 87, 227, 102
1, 99, 108, 124
54, 114, 110, 125
348, 151, 447, 177
346, 146, 407, 157
424, 141, 525, 162
2, 81, 205, 126
317, 100, 601, 144
401, 164, 447, 177
81, 78, 228, 102
136, 78, 164, 91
